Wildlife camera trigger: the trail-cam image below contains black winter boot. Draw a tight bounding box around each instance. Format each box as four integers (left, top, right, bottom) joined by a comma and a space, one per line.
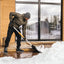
16, 48, 24, 53
4, 47, 8, 53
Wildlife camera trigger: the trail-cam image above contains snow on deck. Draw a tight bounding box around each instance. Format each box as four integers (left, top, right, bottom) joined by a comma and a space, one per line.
0, 41, 64, 64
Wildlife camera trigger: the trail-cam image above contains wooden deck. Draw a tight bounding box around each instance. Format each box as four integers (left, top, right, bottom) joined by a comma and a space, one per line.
0, 41, 54, 59
0, 41, 54, 52
0, 51, 39, 59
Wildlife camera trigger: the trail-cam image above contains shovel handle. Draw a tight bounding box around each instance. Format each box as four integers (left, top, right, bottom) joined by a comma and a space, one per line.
18, 32, 24, 38
13, 26, 24, 38
13, 26, 32, 46
26, 40, 32, 46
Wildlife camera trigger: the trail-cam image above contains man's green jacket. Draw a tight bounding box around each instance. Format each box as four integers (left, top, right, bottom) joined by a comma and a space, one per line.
9, 12, 27, 38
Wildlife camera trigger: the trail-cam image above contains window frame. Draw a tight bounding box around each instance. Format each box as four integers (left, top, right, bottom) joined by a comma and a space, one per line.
15, 0, 62, 41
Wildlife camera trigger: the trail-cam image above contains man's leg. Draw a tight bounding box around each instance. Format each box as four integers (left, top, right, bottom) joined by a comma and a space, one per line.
13, 28, 24, 52
4, 26, 13, 53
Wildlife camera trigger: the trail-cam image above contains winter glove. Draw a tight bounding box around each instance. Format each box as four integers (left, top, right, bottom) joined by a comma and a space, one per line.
23, 37, 26, 41
19, 27, 22, 30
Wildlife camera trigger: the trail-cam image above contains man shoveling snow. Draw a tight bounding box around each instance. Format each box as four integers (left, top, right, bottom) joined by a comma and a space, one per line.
4, 12, 30, 53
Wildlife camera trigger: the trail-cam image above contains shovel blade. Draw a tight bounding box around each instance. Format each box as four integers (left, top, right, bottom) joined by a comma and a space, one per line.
32, 45, 41, 53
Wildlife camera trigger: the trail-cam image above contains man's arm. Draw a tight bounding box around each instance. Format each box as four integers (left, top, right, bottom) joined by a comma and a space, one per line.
22, 25, 26, 40
9, 12, 20, 21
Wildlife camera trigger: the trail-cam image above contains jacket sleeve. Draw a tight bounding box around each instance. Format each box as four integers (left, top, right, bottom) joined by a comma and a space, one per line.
9, 12, 19, 21
22, 24, 26, 39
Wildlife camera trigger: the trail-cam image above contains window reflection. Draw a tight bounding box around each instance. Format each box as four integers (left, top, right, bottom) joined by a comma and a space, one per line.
40, 5, 61, 39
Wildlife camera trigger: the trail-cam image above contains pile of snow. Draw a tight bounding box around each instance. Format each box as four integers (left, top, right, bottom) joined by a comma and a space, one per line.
0, 41, 64, 64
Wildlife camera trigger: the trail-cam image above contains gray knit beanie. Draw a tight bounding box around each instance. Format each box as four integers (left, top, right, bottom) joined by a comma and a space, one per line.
24, 12, 30, 19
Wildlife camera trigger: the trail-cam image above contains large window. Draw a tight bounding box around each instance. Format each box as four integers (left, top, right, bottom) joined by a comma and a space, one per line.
16, 0, 62, 41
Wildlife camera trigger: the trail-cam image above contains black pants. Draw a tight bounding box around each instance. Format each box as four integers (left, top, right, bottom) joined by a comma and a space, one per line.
5, 26, 21, 49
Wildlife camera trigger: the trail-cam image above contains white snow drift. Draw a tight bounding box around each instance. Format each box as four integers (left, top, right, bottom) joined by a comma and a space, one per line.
0, 41, 64, 64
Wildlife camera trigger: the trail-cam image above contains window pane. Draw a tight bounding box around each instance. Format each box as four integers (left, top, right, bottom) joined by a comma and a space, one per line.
41, 0, 61, 3
16, 4, 38, 39
16, 0, 38, 2
40, 5, 61, 40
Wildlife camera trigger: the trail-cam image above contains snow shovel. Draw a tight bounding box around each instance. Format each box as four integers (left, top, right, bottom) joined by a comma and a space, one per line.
13, 26, 41, 53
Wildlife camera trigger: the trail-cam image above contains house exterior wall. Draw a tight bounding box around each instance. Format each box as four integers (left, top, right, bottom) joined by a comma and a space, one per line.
0, 0, 15, 45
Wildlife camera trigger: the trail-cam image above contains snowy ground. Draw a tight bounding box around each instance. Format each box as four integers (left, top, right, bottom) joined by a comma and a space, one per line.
0, 41, 64, 64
